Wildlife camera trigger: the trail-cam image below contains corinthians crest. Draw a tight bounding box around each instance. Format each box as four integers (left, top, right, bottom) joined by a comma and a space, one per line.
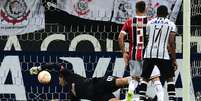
74, 0, 92, 15
1, 0, 30, 25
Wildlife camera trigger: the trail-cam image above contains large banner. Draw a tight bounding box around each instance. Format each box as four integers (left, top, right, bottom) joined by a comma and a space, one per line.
56, 0, 182, 23
57, 0, 114, 21
145, 0, 182, 22
112, 0, 182, 24
111, 0, 135, 24
0, 0, 45, 36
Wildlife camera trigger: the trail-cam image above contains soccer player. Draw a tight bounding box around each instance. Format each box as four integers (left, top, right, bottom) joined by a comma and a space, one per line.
118, 1, 163, 100
30, 64, 133, 101
138, 5, 177, 101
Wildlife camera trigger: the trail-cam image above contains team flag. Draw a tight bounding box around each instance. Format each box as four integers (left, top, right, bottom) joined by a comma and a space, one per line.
57, 0, 114, 21
112, 0, 182, 24
145, 0, 182, 22
0, 0, 45, 36
112, 0, 135, 24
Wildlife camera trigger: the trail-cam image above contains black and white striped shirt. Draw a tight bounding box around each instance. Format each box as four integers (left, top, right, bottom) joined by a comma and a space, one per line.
144, 17, 176, 59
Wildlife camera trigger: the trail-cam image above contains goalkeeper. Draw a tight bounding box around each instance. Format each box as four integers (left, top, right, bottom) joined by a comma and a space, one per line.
30, 64, 132, 101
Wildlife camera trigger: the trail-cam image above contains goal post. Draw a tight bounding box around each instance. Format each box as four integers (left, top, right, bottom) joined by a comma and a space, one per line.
183, 0, 191, 101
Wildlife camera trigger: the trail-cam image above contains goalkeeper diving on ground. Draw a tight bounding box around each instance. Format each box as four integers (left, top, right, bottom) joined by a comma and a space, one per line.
30, 63, 137, 101
30, 63, 164, 101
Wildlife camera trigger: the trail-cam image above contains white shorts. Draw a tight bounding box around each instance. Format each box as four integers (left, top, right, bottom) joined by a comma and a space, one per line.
129, 60, 160, 78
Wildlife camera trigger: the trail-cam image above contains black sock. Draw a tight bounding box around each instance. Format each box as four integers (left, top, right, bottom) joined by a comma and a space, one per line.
167, 83, 176, 101
138, 82, 147, 100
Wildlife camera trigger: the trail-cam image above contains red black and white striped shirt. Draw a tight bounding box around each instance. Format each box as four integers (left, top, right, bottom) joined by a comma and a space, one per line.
120, 16, 148, 61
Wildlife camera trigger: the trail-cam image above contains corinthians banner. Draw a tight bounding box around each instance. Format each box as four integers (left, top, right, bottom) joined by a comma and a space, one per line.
56, 0, 182, 23
57, 0, 114, 21
0, 0, 45, 36
145, 0, 182, 22
112, 0, 182, 24
112, 0, 135, 24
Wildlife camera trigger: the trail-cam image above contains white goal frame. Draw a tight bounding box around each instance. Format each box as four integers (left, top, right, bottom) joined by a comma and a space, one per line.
183, 0, 191, 101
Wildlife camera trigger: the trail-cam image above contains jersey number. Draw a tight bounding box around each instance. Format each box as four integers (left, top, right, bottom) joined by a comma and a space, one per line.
154, 25, 163, 43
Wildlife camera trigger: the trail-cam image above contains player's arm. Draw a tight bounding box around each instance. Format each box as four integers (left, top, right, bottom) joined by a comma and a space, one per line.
118, 32, 129, 66
41, 64, 62, 71
118, 32, 126, 53
109, 98, 121, 101
118, 19, 130, 66
168, 31, 177, 70
115, 76, 131, 87
118, 18, 131, 53
118, 21, 128, 54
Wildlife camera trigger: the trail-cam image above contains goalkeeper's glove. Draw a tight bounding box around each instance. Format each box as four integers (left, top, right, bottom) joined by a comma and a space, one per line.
30, 66, 41, 75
